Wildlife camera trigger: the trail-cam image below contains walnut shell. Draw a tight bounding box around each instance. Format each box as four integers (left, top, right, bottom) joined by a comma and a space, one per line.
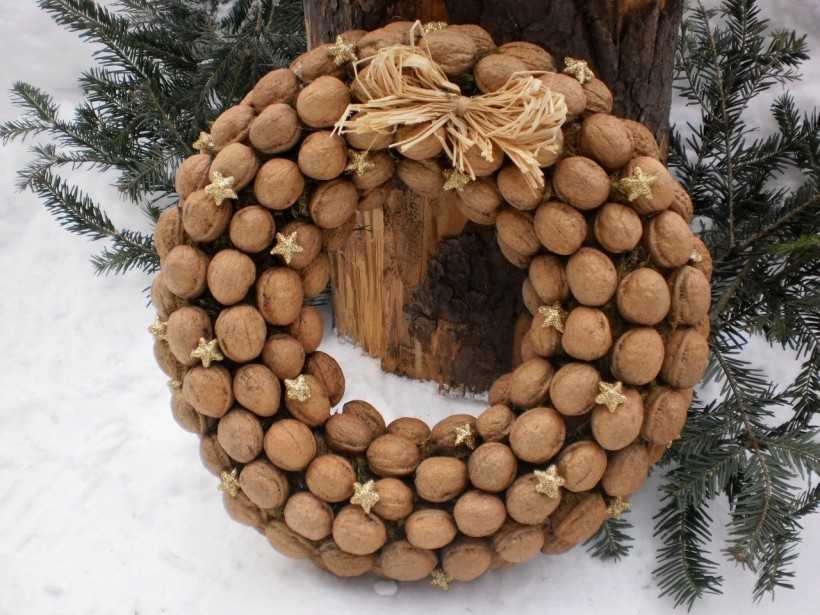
476, 404, 515, 442
497, 235, 531, 268
265, 520, 317, 559
207, 249, 256, 306
287, 305, 324, 354
601, 442, 650, 497
297, 131, 348, 181
527, 314, 562, 358
306, 454, 356, 503
165, 305, 212, 366
642, 386, 690, 444
646, 210, 693, 268
414, 457, 468, 503
661, 327, 710, 388
183, 365, 233, 418
510, 357, 554, 408
509, 407, 565, 463
285, 374, 331, 427
474, 53, 527, 93
223, 490, 266, 530
617, 267, 672, 325
690, 235, 713, 281
373, 478, 414, 521
505, 473, 561, 525
489, 372, 513, 406
342, 400, 387, 439
309, 179, 359, 229
441, 538, 493, 582
217, 407, 263, 463
357, 27, 410, 58
405, 509, 458, 550
325, 413, 373, 454
622, 156, 675, 214
175, 154, 211, 202
264, 418, 316, 471
296, 75, 350, 128
351, 150, 395, 191
591, 387, 644, 451
261, 333, 305, 380
464, 141, 505, 177
549, 362, 600, 416
284, 492, 333, 541
499, 41, 554, 71
549, 491, 608, 545
456, 177, 503, 225
151, 273, 185, 320
322, 216, 357, 251
215, 305, 267, 363
553, 156, 610, 210
378, 540, 437, 582
539, 73, 586, 117
254, 158, 305, 211
583, 78, 613, 114
579, 113, 633, 171
163, 245, 210, 301
522, 278, 542, 316
611, 327, 665, 385
211, 104, 255, 150
154, 338, 183, 379
533, 201, 587, 255
497, 163, 544, 210
593, 202, 643, 254
397, 158, 444, 197
395, 122, 444, 160
233, 363, 280, 418
154, 206, 184, 261
670, 180, 694, 222
200, 434, 231, 476
229, 205, 275, 253
333, 505, 388, 555
366, 434, 421, 477
251, 68, 299, 110
344, 113, 393, 150
495, 208, 540, 257
249, 103, 301, 154
181, 190, 232, 243
430, 414, 477, 454
493, 522, 544, 564
566, 247, 617, 306
468, 442, 518, 492
210, 143, 259, 191
668, 265, 711, 326
529, 254, 570, 304
424, 29, 477, 77
446, 24, 496, 55
622, 119, 661, 159
317, 541, 374, 577
170, 392, 209, 434
388, 417, 431, 447
301, 253, 331, 298
557, 441, 608, 492
562, 307, 612, 361
453, 490, 507, 538
256, 267, 304, 326
289, 44, 344, 82
239, 460, 289, 509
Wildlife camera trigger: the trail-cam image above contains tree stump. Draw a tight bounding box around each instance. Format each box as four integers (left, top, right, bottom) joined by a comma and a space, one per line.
302, 0, 682, 394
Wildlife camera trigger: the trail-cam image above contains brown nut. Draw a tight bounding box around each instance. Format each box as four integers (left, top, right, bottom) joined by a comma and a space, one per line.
297, 130, 348, 181
261, 333, 305, 380
151, 272, 185, 320
284, 492, 333, 541
265, 519, 316, 559
690, 235, 713, 281
455, 177, 504, 225
296, 76, 350, 128
534, 201, 588, 255
527, 310, 562, 357
290, 44, 344, 82
343, 400, 387, 439
239, 460, 289, 509
378, 540, 437, 582
351, 150, 395, 191
566, 247, 618, 306
468, 443, 518, 492
217, 408, 263, 463
414, 457, 469, 503
373, 478, 414, 521
557, 441, 608, 492
162, 245, 209, 299
388, 417, 431, 447
441, 538, 493, 582
394, 121, 445, 160
182, 365, 233, 418
207, 249, 256, 306
210, 143, 258, 191
496, 208, 540, 257
447, 24, 496, 55
250, 68, 298, 110
276, 220, 322, 270
285, 374, 331, 427
254, 158, 305, 211
622, 119, 661, 160
562, 307, 612, 361
333, 505, 388, 555
405, 509, 458, 550
601, 442, 651, 497
661, 327, 710, 388
344, 112, 393, 150
223, 491, 266, 530
165, 306, 212, 366
475, 54, 527, 93
642, 386, 690, 445
621, 156, 675, 214
397, 158, 445, 197
309, 179, 359, 229
617, 268, 672, 325
505, 473, 561, 525
509, 407, 566, 463
306, 454, 356, 502
249, 103, 301, 154
229, 205, 275, 253
510, 357, 555, 408
200, 434, 231, 476
211, 104, 255, 150
170, 392, 209, 435
583, 78, 613, 114
579, 113, 633, 171
553, 156, 610, 210
317, 541, 373, 578
430, 414, 477, 454
489, 372, 513, 406
181, 189, 233, 243
424, 29, 477, 77
175, 154, 211, 202
453, 490, 507, 538
325, 413, 374, 454
366, 434, 421, 477
497, 163, 544, 210
493, 522, 544, 564
646, 210, 694, 269
264, 418, 316, 471
301, 253, 331, 298
256, 267, 304, 326
549, 362, 600, 416
539, 73, 586, 117
670, 180, 694, 222
305, 351, 345, 406
154, 338, 183, 380
499, 41, 554, 71
668, 265, 711, 327
529, 255, 569, 304
154, 206, 184, 261
233, 363, 280, 418
591, 387, 644, 451
611, 327, 665, 385
550, 491, 608, 545
476, 404, 515, 442
593, 202, 643, 253
464, 142, 505, 177
287, 305, 324, 354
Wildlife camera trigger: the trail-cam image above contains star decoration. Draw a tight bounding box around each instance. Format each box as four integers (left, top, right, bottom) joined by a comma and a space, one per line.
270, 231, 304, 264
615, 166, 657, 202
596, 381, 627, 413
285, 375, 311, 402
443, 169, 472, 192
430, 568, 453, 591
350, 480, 380, 515
534, 465, 566, 498
148, 316, 167, 340
537, 303, 567, 333
689, 250, 704, 263
327, 35, 358, 66
192, 131, 215, 153
423, 21, 448, 35
218, 468, 240, 498
606, 497, 632, 519
167, 379, 182, 392
454, 422, 476, 450
190, 337, 224, 368
563, 57, 594, 84
345, 149, 375, 176
204, 171, 238, 206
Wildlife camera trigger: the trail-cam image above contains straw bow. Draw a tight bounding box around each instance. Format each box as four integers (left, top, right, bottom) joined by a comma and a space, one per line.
333, 24, 568, 191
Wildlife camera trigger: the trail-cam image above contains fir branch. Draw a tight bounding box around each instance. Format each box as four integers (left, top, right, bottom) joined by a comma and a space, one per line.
585, 517, 634, 561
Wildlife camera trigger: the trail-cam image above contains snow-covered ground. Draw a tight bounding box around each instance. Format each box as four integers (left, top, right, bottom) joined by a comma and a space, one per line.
1, 3, 818, 614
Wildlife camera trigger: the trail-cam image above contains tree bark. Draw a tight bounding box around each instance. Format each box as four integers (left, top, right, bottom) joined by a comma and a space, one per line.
302, 0, 682, 394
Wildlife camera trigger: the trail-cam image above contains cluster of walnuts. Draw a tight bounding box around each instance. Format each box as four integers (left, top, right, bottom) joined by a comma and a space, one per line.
149, 20, 712, 587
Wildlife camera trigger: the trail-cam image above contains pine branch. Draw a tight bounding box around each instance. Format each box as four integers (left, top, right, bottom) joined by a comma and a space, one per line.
585, 517, 634, 561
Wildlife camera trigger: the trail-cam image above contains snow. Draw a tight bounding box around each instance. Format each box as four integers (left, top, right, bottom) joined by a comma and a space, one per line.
0, 3, 818, 614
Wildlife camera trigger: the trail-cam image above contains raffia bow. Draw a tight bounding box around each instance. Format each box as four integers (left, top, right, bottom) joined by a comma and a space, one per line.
333, 25, 568, 191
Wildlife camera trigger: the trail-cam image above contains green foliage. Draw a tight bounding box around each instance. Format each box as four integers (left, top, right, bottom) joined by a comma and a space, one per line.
585, 516, 634, 561
0, 0, 305, 273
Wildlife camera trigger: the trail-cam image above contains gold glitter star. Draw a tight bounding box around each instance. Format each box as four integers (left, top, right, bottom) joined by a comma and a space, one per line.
270, 231, 304, 265
192, 131, 215, 153
345, 149, 375, 176
167, 379, 182, 392
350, 480, 380, 515
218, 468, 240, 498
596, 381, 627, 413
606, 497, 632, 519
689, 250, 704, 263
534, 465, 565, 498
615, 166, 657, 202
285, 375, 311, 402
327, 35, 358, 66
454, 422, 476, 449
190, 337, 224, 368
537, 303, 567, 333
563, 57, 594, 84
430, 568, 453, 591
148, 317, 167, 340
205, 171, 238, 206
443, 169, 472, 192
422, 21, 448, 35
